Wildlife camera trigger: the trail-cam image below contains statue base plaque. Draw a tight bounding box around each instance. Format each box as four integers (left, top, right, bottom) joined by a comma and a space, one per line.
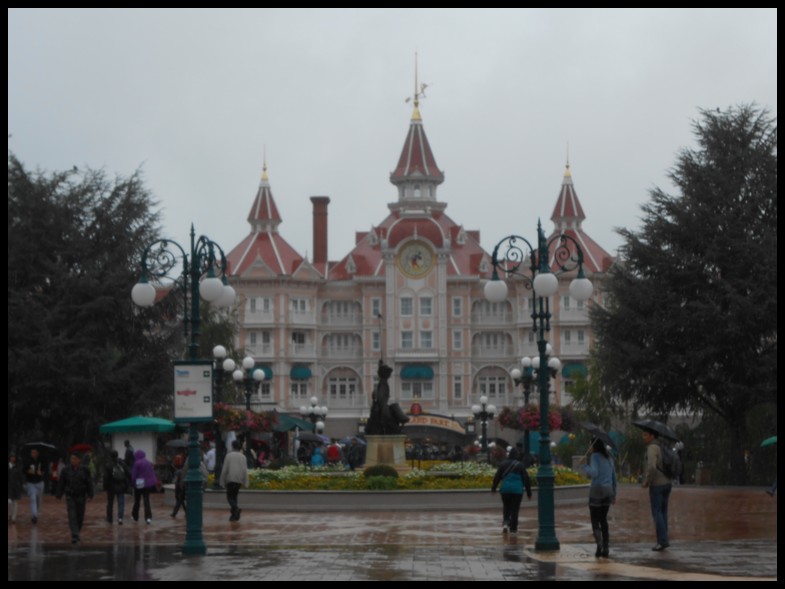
364, 435, 410, 474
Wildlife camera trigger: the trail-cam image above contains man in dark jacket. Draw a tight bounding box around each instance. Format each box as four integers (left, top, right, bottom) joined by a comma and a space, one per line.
57, 453, 94, 544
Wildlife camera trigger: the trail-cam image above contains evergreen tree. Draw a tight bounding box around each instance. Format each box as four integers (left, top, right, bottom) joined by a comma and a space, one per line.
8, 154, 177, 450
591, 105, 777, 484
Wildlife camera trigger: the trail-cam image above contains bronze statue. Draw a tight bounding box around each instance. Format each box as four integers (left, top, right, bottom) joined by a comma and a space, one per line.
366, 360, 409, 435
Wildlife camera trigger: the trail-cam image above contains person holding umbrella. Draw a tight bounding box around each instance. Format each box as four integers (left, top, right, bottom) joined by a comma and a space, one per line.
636, 420, 676, 551
22, 446, 48, 524
582, 435, 617, 558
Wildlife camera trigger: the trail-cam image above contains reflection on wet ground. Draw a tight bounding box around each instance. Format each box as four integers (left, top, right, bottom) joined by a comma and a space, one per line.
7, 486, 778, 581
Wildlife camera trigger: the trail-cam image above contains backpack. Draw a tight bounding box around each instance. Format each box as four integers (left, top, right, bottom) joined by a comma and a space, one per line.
112, 461, 128, 482
658, 444, 682, 480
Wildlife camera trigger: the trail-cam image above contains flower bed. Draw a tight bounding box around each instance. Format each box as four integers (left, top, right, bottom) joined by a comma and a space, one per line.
238, 462, 588, 491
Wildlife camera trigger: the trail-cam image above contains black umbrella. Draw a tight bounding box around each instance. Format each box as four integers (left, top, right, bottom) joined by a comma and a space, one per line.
632, 419, 680, 442
580, 422, 617, 451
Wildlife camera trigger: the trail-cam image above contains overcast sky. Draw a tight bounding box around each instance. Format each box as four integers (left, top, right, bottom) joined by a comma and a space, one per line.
8, 8, 777, 265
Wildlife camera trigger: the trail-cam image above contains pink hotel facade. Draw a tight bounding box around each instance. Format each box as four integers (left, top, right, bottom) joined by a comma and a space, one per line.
225, 102, 613, 439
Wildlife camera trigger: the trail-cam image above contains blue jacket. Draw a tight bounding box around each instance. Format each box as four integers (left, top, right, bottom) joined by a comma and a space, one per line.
584, 452, 617, 499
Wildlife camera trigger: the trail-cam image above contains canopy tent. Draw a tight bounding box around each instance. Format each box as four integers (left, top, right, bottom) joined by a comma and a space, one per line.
273, 413, 315, 432
99, 416, 176, 434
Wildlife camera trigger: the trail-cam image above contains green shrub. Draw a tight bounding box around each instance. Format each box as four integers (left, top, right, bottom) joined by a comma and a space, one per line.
365, 476, 399, 490
363, 464, 399, 479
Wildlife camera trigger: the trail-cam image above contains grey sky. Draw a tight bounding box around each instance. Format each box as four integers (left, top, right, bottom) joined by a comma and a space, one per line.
8, 8, 777, 265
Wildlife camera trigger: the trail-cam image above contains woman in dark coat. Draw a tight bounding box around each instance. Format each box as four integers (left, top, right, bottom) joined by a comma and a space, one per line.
491, 448, 532, 534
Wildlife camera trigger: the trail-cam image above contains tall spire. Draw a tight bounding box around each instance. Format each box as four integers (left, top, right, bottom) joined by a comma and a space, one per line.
247, 157, 282, 231
405, 52, 429, 122
551, 159, 585, 230
391, 54, 443, 198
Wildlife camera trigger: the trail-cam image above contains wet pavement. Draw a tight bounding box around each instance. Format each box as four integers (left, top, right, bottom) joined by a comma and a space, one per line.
8, 485, 778, 581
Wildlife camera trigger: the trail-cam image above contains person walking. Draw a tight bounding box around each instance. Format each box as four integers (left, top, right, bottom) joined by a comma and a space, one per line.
56, 453, 94, 544
219, 440, 249, 521
491, 447, 532, 535
123, 440, 135, 469
204, 442, 217, 476
103, 450, 130, 525
23, 448, 47, 524
641, 428, 673, 551
346, 439, 362, 471
170, 465, 187, 518
8, 453, 26, 524
130, 449, 158, 525
583, 438, 617, 557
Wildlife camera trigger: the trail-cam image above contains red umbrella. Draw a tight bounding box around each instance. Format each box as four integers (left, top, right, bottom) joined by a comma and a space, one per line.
68, 443, 94, 454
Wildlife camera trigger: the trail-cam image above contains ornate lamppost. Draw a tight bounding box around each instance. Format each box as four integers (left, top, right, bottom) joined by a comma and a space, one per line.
211, 345, 235, 489
131, 225, 235, 555
300, 396, 328, 433
511, 350, 561, 465
471, 395, 496, 454
232, 356, 266, 466
484, 220, 593, 552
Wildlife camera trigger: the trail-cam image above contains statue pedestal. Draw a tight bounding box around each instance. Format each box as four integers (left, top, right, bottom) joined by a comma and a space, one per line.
364, 435, 410, 474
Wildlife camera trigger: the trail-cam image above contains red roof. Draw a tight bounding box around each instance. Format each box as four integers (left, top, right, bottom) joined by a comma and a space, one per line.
247, 176, 282, 227
329, 210, 491, 281
390, 119, 444, 183
550, 165, 585, 223
547, 165, 612, 274
226, 170, 304, 277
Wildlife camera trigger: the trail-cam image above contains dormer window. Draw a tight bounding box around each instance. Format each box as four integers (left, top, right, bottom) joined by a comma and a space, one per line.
414, 184, 421, 198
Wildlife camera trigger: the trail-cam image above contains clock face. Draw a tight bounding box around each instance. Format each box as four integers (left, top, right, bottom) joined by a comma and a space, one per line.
398, 241, 434, 278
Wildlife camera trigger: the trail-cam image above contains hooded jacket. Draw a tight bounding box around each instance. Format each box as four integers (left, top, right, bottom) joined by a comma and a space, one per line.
130, 450, 158, 489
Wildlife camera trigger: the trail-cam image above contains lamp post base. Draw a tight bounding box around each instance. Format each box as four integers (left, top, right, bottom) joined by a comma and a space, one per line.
182, 423, 207, 555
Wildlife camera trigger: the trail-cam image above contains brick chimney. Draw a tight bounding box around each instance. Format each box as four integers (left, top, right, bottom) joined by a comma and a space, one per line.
310, 196, 330, 265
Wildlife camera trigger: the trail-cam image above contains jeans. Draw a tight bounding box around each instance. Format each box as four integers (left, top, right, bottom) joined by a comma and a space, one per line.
106, 489, 125, 522
26, 481, 44, 519
501, 493, 523, 532
649, 484, 672, 545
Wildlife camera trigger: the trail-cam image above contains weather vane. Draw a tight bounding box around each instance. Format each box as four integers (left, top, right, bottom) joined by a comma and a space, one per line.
404, 52, 429, 111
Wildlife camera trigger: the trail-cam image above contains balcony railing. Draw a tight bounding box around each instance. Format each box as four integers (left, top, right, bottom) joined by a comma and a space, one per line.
471, 312, 513, 325
321, 313, 361, 326
471, 345, 515, 358
321, 346, 362, 359
289, 343, 316, 357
